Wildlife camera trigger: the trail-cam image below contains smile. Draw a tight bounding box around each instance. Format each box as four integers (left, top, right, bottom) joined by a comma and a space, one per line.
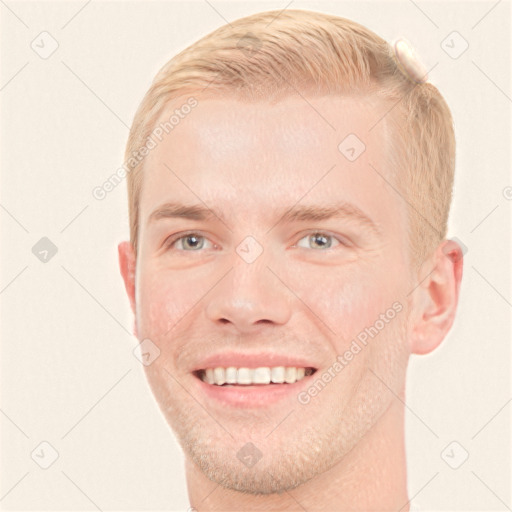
196, 366, 316, 386
191, 366, 318, 408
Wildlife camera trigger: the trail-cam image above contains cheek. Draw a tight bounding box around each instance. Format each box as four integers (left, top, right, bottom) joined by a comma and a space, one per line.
287, 262, 403, 351
137, 266, 197, 338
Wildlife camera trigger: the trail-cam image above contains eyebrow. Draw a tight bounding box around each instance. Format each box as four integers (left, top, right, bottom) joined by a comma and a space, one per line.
148, 201, 380, 234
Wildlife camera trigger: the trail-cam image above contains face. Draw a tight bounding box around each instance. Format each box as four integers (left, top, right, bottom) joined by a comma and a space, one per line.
130, 93, 414, 493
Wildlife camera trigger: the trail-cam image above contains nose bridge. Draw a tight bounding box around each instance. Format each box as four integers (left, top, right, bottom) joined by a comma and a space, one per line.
205, 238, 292, 331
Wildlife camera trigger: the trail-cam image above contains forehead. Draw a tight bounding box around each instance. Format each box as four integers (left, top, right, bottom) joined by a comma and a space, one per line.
139, 93, 404, 233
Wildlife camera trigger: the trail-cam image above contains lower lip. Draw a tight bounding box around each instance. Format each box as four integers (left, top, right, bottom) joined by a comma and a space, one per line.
192, 373, 317, 408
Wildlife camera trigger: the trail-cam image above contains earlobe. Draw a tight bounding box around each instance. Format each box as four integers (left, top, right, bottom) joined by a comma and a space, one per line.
409, 239, 464, 355
118, 241, 137, 317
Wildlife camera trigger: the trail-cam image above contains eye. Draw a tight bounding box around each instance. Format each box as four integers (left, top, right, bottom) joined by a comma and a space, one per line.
163, 231, 349, 253
164, 232, 214, 251
295, 232, 344, 250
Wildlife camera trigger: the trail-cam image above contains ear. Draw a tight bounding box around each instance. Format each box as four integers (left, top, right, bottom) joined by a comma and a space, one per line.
409, 239, 464, 355
118, 241, 138, 337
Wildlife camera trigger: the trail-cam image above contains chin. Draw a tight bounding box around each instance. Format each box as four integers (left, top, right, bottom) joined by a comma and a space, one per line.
189, 444, 320, 495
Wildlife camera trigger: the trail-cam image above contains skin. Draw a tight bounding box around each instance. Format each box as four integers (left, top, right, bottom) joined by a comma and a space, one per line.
119, 93, 463, 511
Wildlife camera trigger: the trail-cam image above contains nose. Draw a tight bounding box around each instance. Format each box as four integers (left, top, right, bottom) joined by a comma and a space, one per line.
205, 255, 292, 333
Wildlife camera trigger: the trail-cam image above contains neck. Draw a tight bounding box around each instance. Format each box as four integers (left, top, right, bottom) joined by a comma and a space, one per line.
186, 400, 409, 511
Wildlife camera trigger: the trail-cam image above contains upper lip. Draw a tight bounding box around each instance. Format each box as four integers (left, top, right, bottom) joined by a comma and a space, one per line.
191, 352, 319, 372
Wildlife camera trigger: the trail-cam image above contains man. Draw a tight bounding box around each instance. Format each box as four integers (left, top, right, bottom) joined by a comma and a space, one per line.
118, 9, 463, 511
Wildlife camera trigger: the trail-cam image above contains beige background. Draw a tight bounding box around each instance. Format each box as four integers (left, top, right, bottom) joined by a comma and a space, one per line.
1, 0, 510, 510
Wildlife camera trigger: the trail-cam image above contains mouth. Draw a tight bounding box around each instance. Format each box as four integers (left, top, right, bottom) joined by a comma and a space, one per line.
191, 366, 318, 408
193, 366, 317, 386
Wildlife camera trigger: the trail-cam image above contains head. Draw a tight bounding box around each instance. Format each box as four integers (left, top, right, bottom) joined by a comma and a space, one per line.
119, 9, 462, 496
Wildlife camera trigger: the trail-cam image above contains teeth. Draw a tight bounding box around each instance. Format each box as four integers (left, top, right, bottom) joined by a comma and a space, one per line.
237, 367, 252, 384
284, 367, 297, 383
253, 367, 271, 384
213, 367, 226, 385
271, 366, 285, 383
225, 367, 237, 384
199, 366, 313, 386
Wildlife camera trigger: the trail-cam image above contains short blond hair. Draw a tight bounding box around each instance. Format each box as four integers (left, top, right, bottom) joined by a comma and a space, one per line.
124, 9, 455, 268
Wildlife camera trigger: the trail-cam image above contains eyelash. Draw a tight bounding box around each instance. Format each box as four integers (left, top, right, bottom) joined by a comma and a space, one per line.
163, 230, 349, 252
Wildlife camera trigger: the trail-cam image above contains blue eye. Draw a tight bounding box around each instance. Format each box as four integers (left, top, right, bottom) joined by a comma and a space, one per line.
296, 232, 341, 250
